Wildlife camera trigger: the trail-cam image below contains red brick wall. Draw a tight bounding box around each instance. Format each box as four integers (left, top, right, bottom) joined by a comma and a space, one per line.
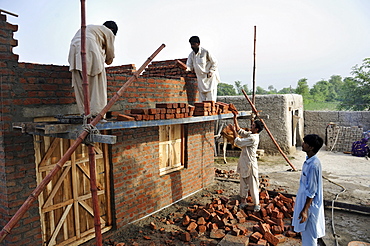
0, 12, 214, 245
0, 13, 43, 246
110, 122, 215, 227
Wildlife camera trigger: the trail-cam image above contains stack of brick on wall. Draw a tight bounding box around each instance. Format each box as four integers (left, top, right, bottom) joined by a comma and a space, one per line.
118, 103, 195, 121
193, 101, 231, 116
326, 124, 363, 152
141, 58, 196, 79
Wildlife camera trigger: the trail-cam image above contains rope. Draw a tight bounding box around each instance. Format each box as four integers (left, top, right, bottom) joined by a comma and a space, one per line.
82, 114, 100, 146
322, 175, 346, 246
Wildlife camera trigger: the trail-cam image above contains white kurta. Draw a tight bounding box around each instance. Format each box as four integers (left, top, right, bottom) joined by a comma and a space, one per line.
186, 47, 220, 101
292, 155, 325, 239
68, 25, 115, 115
234, 129, 260, 203
235, 129, 259, 178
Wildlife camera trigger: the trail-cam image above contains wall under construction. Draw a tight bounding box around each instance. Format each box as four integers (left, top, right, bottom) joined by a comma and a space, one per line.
0, 13, 214, 245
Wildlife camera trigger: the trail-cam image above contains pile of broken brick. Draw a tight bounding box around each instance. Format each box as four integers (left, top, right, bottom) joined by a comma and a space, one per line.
116, 101, 234, 121
174, 190, 299, 245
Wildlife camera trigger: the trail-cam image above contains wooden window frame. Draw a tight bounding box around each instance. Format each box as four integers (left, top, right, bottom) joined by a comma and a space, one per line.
159, 124, 187, 175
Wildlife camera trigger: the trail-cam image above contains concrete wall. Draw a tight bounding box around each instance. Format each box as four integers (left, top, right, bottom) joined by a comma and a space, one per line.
217, 94, 304, 154
304, 111, 370, 141
0, 13, 213, 245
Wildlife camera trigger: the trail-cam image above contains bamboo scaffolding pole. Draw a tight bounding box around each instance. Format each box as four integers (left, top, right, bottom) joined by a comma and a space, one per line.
241, 89, 297, 171
252, 26, 256, 105
0, 44, 166, 243
79, 1, 102, 245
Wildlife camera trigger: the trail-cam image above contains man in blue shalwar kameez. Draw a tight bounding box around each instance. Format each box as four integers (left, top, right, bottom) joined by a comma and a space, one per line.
292, 134, 325, 246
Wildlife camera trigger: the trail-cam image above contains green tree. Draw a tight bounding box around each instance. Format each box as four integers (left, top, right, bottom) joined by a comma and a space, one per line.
337, 58, 370, 110
295, 78, 312, 103
218, 83, 237, 96
310, 80, 329, 102
278, 86, 295, 94
256, 86, 268, 95
327, 75, 343, 102
234, 81, 249, 95
267, 85, 277, 94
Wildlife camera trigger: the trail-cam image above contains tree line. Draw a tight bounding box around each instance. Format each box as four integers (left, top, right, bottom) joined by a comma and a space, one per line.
218, 58, 370, 111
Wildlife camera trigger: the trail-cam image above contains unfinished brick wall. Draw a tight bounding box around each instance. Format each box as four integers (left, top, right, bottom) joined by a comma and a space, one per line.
0, 13, 43, 246
110, 122, 214, 228
0, 12, 211, 245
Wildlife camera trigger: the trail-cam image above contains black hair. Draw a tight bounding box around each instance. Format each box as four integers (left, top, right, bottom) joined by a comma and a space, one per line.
303, 134, 324, 153
189, 36, 200, 44
103, 21, 118, 35
254, 120, 264, 133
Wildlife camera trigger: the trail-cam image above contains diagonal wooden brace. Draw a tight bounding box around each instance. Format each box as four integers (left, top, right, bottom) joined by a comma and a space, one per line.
241, 89, 297, 171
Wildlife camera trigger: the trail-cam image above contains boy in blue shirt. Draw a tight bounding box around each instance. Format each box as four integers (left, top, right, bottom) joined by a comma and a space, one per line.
292, 134, 325, 246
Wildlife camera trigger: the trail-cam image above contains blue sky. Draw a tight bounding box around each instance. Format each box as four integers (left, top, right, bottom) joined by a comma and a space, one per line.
1, 0, 370, 90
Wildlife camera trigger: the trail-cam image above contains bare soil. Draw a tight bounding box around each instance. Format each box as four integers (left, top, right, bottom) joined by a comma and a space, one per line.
103, 149, 370, 246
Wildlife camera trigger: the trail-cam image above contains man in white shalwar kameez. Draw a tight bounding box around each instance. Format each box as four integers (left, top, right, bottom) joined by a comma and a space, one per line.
68, 21, 117, 117
292, 134, 325, 246
228, 113, 264, 212
186, 36, 220, 102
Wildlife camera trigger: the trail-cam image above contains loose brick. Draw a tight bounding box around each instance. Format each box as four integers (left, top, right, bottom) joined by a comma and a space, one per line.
116, 114, 135, 121
263, 231, 279, 246
179, 232, 191, 242
209, 229, 225, 239
250, 232, 263, 243
186, 221, 198, 231
182, 215, 191, 226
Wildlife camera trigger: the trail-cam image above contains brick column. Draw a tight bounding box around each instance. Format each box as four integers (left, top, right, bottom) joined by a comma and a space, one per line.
0, 13, 42, 246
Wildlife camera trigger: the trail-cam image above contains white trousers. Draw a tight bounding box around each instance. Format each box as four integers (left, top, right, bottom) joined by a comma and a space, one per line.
240, 174, 259, 205
199, 88, 217, 102
71, 69, 107, 116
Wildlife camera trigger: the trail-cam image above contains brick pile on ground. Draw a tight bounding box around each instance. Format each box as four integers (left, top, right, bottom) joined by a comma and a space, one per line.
171, 191, 299, 245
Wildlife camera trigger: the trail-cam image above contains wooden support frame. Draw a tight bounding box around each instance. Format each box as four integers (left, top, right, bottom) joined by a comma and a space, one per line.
34, 136, 111, 245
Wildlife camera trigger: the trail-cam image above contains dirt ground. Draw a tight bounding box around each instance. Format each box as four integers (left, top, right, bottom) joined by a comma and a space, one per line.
104, 148, 370, 246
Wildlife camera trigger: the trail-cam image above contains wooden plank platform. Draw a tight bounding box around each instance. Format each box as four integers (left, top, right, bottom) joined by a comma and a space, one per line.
13, 111, 252, 134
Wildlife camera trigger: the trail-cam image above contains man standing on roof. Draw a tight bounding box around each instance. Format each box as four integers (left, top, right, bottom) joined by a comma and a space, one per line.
186, 36, 220, 102
68, 21, 118, 119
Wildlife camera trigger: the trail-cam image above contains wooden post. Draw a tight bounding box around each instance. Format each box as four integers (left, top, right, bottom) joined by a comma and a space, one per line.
80, 0, 102, 244
252, 26, 257, 105
0, 44, 166, 243
241, 89, 297, 171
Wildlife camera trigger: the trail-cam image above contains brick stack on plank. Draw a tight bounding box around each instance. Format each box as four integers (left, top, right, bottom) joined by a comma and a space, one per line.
117, 103, 195, 121
193, 101, 233, 116
117, 101, 237, 121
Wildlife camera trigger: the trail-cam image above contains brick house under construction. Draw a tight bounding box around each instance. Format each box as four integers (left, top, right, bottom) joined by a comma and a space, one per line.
0, 13, 244, 245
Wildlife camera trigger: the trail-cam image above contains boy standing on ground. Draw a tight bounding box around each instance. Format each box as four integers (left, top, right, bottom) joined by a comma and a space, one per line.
292, 134, 325, 246
228, 113, 264, 212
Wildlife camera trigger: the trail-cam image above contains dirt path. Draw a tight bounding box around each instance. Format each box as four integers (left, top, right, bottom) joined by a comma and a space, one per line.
103, 149, 370, 246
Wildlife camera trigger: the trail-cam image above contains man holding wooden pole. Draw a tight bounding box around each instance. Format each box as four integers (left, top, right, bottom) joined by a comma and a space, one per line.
228, 110, 264, 212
